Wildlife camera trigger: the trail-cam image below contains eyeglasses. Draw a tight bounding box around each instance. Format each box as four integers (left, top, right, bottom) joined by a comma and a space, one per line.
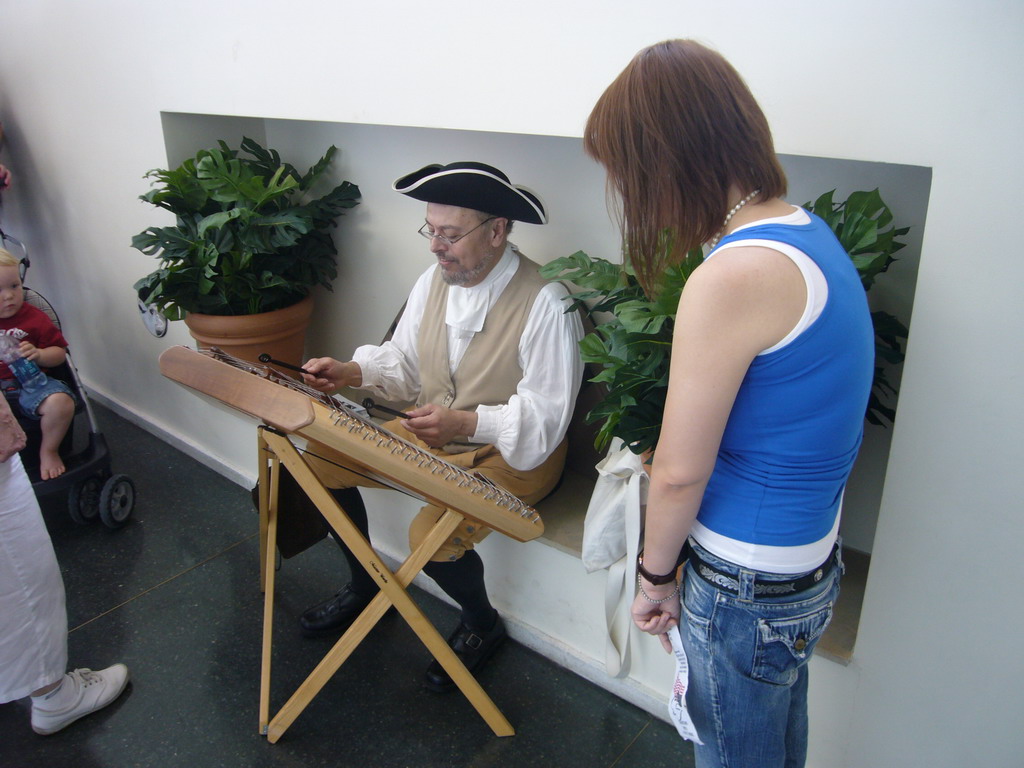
418, 216, 497, 246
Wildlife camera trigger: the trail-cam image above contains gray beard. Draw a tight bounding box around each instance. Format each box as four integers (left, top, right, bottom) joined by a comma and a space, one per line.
440, 250, 498, 286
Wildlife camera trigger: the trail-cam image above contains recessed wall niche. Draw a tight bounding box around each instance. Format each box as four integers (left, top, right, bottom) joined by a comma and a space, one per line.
159, 111, 930, 658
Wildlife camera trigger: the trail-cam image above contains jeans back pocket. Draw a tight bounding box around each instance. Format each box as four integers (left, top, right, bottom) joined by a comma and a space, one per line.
751, 601, 834, 686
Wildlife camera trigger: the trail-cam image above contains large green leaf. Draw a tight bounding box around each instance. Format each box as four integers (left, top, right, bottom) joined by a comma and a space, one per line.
299, 145, 338, 189
141, 164, 209, 213
196, 150, 299, 207
197, 208, 245, 238
131, 226, 195, 261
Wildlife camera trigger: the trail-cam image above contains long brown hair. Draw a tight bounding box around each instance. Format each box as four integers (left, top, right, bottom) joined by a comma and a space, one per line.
585, 39, 787, 297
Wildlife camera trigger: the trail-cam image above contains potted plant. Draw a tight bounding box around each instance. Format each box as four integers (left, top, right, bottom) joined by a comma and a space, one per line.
541, 188, 910, 457
132, 137, 360, 364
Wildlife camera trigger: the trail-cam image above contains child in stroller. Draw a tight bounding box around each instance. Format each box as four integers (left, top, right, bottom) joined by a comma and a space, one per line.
0, 247, 76, 480
0, 233, 134, 527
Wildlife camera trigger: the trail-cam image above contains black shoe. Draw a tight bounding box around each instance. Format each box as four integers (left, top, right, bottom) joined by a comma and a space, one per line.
424, 615, 507, 693
299, 584, 374, 637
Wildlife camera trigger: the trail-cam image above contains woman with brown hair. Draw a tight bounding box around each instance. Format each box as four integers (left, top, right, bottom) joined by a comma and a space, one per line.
585, 40, 874, 767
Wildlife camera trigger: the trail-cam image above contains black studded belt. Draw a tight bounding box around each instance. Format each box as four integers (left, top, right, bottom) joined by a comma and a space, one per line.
685, 541, 839, 597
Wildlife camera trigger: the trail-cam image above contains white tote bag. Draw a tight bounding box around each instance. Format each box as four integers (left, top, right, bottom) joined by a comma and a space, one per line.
582, 439, 648, 677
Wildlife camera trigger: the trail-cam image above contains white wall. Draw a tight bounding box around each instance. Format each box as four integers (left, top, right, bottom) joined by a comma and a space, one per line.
2, 2, 1022, 766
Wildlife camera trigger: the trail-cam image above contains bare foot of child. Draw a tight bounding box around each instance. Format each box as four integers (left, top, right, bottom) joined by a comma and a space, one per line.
40, 450, 66, 480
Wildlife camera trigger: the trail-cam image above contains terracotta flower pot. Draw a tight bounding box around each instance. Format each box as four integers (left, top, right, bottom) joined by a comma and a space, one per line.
183, 294, 314, 367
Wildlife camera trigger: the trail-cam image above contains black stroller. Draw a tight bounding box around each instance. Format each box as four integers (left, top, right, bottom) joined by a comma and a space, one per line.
1, 227, 135, 528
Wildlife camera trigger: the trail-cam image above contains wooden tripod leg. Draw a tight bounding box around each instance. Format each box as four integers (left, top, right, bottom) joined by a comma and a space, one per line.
257, 432, 276, 593
257, 431, 281, 733
259, 430, 514, 742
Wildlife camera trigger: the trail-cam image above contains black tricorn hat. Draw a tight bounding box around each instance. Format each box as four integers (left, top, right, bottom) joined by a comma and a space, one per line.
393, 161, 547, 225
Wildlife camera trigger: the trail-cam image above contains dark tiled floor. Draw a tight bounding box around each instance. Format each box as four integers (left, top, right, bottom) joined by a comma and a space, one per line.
1, 404, 694, 767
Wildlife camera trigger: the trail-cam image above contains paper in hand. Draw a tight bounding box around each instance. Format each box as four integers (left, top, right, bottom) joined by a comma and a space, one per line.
667, 624, 703, 744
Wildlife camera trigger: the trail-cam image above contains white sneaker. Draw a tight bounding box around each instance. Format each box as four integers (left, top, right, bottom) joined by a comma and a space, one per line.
31, 664, 130, 735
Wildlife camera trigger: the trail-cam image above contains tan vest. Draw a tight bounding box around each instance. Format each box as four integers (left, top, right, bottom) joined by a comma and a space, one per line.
418, 251, 549, 452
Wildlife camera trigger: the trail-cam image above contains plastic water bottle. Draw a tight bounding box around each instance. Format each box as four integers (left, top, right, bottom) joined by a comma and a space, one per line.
0, 334, 48, 392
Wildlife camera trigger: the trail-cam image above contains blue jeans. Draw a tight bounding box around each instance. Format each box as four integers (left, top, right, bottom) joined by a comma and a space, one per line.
681, 539, 842, 768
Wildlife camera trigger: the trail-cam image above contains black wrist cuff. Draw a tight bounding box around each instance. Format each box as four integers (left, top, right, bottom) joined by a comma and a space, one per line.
637, 549, 678, 585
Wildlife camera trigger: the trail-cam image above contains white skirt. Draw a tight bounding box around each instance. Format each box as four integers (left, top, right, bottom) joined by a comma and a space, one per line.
0, 454, 68, 702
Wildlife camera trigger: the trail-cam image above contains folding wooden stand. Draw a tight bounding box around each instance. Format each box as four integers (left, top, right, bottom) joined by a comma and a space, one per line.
255, 427, 515, 742
157, 346, 542, 744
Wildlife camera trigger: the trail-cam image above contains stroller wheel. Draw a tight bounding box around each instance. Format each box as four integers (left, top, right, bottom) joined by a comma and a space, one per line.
100, 474, 136, 529
68, 476, 103, 525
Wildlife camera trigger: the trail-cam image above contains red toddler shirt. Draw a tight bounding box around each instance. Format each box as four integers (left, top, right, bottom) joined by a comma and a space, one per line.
0, 304, 69, 381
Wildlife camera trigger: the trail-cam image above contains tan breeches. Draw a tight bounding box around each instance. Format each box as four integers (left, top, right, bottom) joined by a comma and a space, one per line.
305, 418, 566, 562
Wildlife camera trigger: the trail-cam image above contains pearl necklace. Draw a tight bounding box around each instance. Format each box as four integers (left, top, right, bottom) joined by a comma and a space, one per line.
708, 188, 761, 249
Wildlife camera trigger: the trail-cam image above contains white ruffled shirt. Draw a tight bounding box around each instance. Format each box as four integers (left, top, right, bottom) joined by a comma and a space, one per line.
353, 245, 584, 471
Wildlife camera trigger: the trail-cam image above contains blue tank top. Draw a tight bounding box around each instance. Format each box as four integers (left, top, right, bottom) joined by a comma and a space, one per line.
696, 213, 875, 548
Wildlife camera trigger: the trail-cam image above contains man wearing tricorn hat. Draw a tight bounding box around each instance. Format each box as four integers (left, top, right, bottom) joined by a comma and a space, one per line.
300, 161, 583, 691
